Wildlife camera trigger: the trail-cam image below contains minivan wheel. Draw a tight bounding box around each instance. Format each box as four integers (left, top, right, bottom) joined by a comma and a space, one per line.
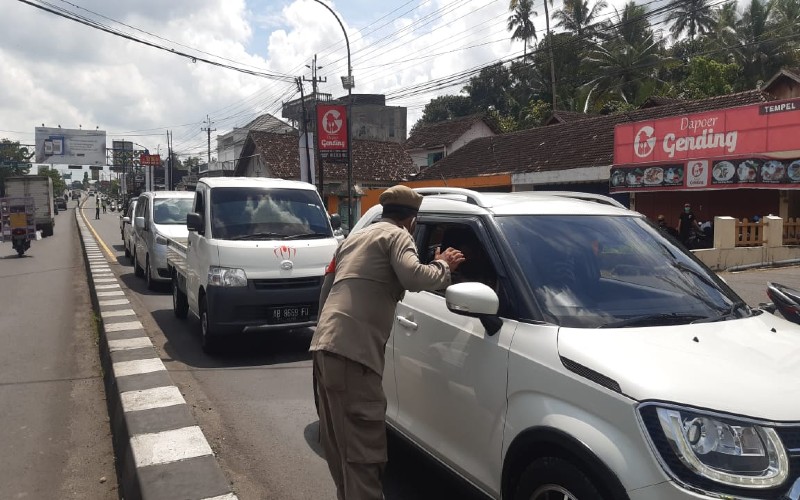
514, 457, 603, 500
172, 278, 188, 319
133, 251, 144, 277
199, 296, 218, 354
146, 256, 156, 291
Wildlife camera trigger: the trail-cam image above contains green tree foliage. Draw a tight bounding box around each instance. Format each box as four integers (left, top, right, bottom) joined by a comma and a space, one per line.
553, 0, 608, 39
508, 0, 538, 58
0, 139, 33, 196
667, 0, 717, 40
677, 57, 739, 98
37, 166, 67, 196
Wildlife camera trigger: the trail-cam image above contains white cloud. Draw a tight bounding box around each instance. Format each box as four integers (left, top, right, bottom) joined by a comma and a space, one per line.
0, 0, 631, 163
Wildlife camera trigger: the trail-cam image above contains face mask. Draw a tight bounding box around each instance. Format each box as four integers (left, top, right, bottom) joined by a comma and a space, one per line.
684, 207, 690, 213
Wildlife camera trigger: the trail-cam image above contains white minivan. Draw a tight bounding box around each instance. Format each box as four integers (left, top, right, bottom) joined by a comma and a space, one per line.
133, 191, 195, 290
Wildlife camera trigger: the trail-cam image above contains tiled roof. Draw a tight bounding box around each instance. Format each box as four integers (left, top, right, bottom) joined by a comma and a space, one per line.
242, 131, 416, 183
416, 90, 770, 181
242, 113, 295, 133
404, 114, 499, 150
639, 96, 683, 108
545, 111, 592, 125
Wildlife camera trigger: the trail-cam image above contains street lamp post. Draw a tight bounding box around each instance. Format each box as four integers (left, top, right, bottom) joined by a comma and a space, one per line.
311, 0, 354, 230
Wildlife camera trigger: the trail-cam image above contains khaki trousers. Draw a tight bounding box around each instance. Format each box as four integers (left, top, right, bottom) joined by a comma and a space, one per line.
313, 350, 387, 500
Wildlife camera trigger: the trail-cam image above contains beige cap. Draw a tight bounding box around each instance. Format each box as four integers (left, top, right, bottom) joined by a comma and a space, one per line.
379, 185, 423, 211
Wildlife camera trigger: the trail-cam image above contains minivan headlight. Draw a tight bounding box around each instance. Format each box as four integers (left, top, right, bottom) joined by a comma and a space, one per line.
639, 405, 789, 490
208, 266, 247, 287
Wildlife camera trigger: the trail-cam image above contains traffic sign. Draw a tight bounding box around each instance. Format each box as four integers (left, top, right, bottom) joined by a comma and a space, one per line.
0, 161, 31, 168
89, 165, 103, 170
68, 165, 83, 169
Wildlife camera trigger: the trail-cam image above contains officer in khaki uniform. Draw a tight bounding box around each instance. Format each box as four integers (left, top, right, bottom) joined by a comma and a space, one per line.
310, 186, 465, 500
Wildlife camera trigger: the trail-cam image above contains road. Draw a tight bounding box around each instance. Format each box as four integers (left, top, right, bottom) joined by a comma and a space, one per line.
86, 201, 488, 500
82, 201, 800, 500
0, 197, 117, 499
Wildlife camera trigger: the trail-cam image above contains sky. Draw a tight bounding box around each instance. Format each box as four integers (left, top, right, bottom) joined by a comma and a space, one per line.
0, 0, 631, 174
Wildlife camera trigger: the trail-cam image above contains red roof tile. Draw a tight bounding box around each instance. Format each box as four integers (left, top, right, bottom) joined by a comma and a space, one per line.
239, 131, 416, 184
404, 114, 499, 150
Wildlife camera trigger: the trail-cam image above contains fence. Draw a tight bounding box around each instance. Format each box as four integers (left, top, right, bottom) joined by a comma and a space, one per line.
785, 217, 800, 245
735, 218, 764, 247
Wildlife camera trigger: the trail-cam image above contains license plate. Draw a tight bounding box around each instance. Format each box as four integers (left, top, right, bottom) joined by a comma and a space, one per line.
268, 306, 311, 324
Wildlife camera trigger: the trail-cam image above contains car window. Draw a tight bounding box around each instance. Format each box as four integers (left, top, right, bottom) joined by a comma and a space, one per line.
153, 198, 193, 225
496, 214, 748, 328
209, 187, 332, 240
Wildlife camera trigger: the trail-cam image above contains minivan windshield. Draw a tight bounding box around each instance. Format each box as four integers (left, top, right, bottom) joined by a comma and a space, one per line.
210, 187, 332, 240
497, 215, 750, 328
153, 198, 193, 225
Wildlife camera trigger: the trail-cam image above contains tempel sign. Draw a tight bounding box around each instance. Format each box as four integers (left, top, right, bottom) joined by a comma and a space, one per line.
316, 104, 349, 162
611, 98, 800, 192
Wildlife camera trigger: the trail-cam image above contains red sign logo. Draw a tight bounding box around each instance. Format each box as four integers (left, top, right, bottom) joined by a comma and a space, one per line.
317, 104, 349, 162
274, 245, 296, 260
633, 126, 656, 158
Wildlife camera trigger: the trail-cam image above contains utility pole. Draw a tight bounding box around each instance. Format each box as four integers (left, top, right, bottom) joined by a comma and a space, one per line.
166, 130, 173, 190
201, 115, 215, 175
296, 77, 313, 185
304, 54, 327, 205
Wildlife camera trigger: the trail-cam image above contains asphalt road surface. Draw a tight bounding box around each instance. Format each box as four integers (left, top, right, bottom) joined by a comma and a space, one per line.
0, 197, 117, 499
84, 200, 800, 500
87, 202, 489, 500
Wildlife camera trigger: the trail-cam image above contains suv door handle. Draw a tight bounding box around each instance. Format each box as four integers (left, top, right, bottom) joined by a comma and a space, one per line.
396, 315, 418, 330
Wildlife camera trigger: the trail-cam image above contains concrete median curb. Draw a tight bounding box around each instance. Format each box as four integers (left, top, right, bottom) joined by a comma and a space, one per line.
74, 206, 238, 500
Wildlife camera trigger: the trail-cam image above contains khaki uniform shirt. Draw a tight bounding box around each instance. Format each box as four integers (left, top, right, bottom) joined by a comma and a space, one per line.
310, 219, 451, 375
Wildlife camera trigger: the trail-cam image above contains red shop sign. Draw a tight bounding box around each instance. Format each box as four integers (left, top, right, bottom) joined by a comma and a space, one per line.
316, 104, 348, 162
614, 97, 800, 166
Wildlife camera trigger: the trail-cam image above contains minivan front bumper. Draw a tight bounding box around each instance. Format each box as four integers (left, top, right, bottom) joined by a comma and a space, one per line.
205, 276, 322, 334
629, 478, 800, 500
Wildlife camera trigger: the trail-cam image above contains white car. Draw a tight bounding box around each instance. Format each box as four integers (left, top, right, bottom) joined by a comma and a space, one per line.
133, 191, 195, 290
349, 187, 800, 500
121, 199, 138, 261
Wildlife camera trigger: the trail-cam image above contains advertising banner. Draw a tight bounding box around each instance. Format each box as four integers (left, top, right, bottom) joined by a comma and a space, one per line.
611, 98, 800, 193
316, 105, 348, 162
140, 154, 161, 167
35, 127, 106, 166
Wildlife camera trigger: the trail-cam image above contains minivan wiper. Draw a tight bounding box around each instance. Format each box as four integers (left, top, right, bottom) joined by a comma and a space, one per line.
600, 313, 707, 328
282, 233, 331, 240
228, 232, 286, 240
691, 300, 750, 324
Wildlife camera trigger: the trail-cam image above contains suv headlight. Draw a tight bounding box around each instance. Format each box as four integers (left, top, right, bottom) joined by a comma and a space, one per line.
208, 266, 247, 287
639, 404, 789, 490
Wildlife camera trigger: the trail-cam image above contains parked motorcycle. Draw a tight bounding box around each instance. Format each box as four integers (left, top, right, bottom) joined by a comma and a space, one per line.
761, 282, 800, 325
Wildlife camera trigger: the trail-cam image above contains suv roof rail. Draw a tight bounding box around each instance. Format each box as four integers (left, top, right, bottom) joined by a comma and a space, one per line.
529, 191, 627, 209
413, 187, 489, 208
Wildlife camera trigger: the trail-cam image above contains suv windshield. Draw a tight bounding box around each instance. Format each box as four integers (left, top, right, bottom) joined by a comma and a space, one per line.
210, 187, 332, 240
153, 198, 193, 225
497, 215, 750, 328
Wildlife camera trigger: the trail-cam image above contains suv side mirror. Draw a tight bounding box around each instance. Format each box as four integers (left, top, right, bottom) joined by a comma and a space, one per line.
187, 212, 204, 234
330, 213, 342, 230
122, 216, 130, 223
445, 282, 502, 336
134, 216, 146, 231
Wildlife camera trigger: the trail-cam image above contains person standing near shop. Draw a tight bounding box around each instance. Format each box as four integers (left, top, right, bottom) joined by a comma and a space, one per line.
678, 203, 701, 246
310, 185, 465, 500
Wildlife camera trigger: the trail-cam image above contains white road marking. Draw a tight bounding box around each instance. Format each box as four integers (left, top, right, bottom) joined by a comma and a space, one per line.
130, 426, 213, 468
95, 284, 121, 290
108, 337, 152, 352
202, 494, 239, 500
93, 278, 117, 283
101, 309, 136, 319
97, 291, 125, 297
120, 386, 185, 413
99, 298, 130, 306
105, 321, 143, 332
113, 358, 166, 377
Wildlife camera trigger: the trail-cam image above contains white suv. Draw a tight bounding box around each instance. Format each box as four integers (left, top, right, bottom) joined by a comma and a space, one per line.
350, 188, 800, 500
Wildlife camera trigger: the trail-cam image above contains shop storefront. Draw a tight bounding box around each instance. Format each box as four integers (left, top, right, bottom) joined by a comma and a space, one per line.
610, 97, 800, 229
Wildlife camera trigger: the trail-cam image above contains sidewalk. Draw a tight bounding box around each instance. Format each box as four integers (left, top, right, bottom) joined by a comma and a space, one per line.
75, 204, 237, 500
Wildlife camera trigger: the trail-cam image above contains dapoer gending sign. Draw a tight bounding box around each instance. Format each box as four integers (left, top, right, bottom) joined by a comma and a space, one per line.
316, 104, 349, 163
611, 98, 800, 192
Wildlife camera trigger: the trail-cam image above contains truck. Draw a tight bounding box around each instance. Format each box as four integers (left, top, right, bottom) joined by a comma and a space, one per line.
5, 176, 55, 236
166, 177, 341, 353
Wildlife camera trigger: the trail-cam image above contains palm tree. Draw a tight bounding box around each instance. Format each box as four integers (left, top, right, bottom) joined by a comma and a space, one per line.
553, 0, 609, 39
510, 0, 559, 109
609, 1, 652, 47
729, 0, 786, 88
508, 0, 538, 59
582, 33, 667, 111
772, 0, 800, 36
667, 0, 716, 40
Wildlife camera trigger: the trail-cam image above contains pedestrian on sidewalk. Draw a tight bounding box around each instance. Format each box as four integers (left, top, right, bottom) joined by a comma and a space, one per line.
102, 198, 107, 213
310, 185, 465, 500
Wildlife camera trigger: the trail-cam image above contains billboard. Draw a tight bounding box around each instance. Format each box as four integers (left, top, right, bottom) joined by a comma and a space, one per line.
35, 127, 106, 166
611, 97, 800, 193
316, 104, 348, 162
